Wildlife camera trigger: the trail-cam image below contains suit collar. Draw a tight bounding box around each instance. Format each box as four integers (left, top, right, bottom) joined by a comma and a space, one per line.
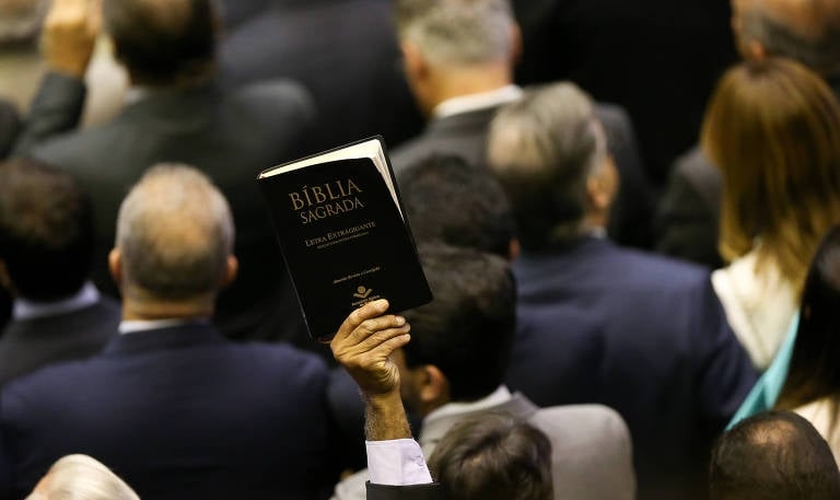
418, 392, 538, 450
121, 81, 220, 117
515, 236, 615, 276
101, 321, 225, 357
424, 106, 501, 139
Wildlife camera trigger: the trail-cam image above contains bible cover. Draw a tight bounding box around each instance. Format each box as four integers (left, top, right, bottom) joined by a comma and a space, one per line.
258, 136, 432, 342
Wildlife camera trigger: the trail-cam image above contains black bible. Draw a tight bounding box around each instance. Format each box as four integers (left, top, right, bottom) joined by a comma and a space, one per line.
258, 137, 432, 342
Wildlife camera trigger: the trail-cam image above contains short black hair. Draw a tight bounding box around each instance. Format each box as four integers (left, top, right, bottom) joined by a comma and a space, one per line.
0, 159, 94, 301
429, 413, 553, 500
710, 411, 840, 500
402, 243, 516, 401
103, 0, 217, 86
400, 155, 515, 258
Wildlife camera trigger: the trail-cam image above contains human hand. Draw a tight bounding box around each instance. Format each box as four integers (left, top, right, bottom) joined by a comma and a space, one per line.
331, 299, 411, 400
42, 0, 102, 78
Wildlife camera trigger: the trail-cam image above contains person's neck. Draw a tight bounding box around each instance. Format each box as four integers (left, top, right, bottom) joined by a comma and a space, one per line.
121, 296, 214, 322
424, 64, 513, 113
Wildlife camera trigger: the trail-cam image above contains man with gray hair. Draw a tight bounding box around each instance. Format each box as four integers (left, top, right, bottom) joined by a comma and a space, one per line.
0, 164, 339, 500
658, 0, 840, 267
390, 0, 656, 249
492, 82, 757, 500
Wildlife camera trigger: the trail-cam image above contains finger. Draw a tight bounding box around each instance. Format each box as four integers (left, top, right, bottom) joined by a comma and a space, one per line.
348, 314, 406, 345
333, 300, 390, 344
352, 323, 411, 354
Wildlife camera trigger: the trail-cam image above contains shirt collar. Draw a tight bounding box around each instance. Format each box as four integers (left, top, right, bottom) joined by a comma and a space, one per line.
432, 85, 523, 120
118, 318, 211, 335
424, 385, 512, 423
13, 282, 101, 321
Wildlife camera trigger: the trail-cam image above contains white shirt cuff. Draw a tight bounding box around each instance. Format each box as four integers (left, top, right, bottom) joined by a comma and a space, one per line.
366, 439, 433, 486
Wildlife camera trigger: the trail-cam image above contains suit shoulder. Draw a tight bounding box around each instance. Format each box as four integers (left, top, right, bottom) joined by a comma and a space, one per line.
228, 79, 316, 123
232, 342, 329, 377
607, 246, 711, 285
531, 404, 630, 439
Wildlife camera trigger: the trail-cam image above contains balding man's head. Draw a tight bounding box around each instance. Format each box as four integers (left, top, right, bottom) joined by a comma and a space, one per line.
710, 411, 840, 500
103, 0, 218, 86
112, 164, 235, 307
732, 0, 840, 77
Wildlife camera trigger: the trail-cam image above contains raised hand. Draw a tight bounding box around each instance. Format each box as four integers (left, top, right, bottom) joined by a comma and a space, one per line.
42, 0, 103, 78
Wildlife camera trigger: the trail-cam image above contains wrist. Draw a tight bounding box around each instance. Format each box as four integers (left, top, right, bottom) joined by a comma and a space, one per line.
364, 391, 411, 441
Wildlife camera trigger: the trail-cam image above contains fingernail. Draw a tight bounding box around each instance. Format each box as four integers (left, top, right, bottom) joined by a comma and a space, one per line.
376, 299, 389, 311
395, 316, 406, 326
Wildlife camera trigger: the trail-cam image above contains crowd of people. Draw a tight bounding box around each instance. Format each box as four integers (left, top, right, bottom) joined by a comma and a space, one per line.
1, 0, 839, 499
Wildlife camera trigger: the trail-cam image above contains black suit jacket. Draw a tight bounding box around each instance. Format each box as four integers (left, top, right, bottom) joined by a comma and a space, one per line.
0, 323, 337, 500
16, 74, 315, 342
391, 102, 657, 249
0, 296, 120, 387
366, 483, 440, 500
511, 0, 737, 185
656, 146, 723, 269
506, 237, 757, 500
219, 0, 424, 151
0, 99, 20, 160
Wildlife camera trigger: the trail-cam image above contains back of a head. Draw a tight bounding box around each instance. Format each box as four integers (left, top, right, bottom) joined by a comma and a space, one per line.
0, 0, 47, 43
103, 0, 217, 86
777, 225, 840, 414
394, 0, 515, 66
487, 82, 608, 251
702, 58, 840, 288
115, 163, 233, 302
428, 413, 553, 500
710, 411, 840, 500
31, 454, 140, 500
401, 155, 515, 258
738, 0, 840, 77
0, 159, 94, 301
402, 243, 515, 401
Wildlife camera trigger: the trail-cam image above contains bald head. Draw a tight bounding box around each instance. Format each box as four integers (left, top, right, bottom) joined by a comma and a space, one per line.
114, 164, 234, 305
710, 411, 840, 500
732, 0, 840, 76
103, 0, 218, 86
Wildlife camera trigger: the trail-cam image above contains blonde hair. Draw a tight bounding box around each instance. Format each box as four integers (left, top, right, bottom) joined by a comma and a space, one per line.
702, 58, 840, 294
28, 454, 140, 500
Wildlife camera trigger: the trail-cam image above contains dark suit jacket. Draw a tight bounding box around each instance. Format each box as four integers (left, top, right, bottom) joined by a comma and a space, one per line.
0, 296, 120, 387
656, 146, 723, 269
391, 102, 657, 249
506, 237, 757, 500
0, 323, 337, 500
366, 483, 441, 500
219, 0, 424, 151
510, 0, 737, 185
0, 99, 20, 159
16, 73, 315, 342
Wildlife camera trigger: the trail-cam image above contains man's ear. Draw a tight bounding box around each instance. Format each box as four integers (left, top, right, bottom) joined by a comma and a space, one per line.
508, 239, 521, 262
0, 260, 15, 295
221, 255, 238, 289
108, 248, 123, 287
417, 365, 450, 406
509, 22, 523, 65
401, 42, 429, 84
587, 156, 619, 212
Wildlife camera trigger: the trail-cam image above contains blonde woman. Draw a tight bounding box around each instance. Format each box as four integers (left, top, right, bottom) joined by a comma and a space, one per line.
703, 58, 840, 370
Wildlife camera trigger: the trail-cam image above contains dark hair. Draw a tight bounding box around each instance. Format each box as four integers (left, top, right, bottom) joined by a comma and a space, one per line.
103, 0, 217, 86
0, 159, 94, 301
428, 413, 553, 500
400, 155, 515, 258
710, 411, 840, 500
402, 243, 516, 401
776, 225, 840, 430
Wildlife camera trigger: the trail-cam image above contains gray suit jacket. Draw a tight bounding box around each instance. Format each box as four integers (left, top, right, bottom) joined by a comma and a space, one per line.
391, 100, 656, 249
333, 393, 636, 500
15, 73, 316, 341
